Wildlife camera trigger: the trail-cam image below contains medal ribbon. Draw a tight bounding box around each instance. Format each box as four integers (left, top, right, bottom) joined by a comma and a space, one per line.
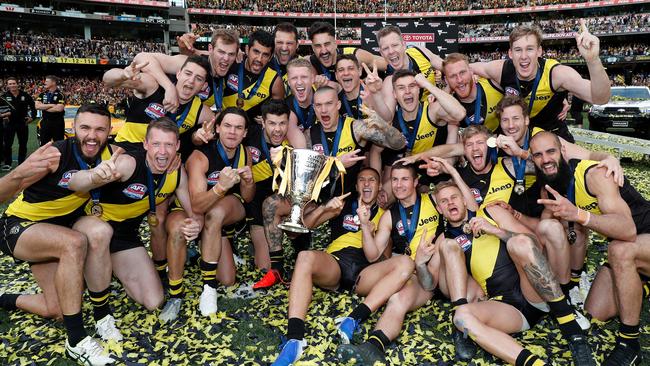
465, 83, 483, 126
238, 62, 267, 102
397, 103, 423, 152
398, 195, 421, 244
216, 140, 241, 169
293, 97, 315, 130
72, 142, 101, 205
445, 210, 476, 240
342, 87, 363, 119
145, 162, 168, 216
259, 133, 273, 167
212, 76, 224, 110
515, 65, 542, 114
166, 100, 192, 128
320, 117, 344, 156
512, 129, 530, 189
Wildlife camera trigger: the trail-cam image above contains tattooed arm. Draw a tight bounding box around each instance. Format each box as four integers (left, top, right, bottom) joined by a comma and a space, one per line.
352, 106, 406, 150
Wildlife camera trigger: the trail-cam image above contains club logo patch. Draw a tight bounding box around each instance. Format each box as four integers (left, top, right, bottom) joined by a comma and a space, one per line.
198, 84, 210, 100
455, 234, 472, 252
58, 170, 78, 189
123, 183, 147, 199
312, 144, 324, 155
144, 103, 166, 120
207, 171, 220, 186
505, 87, 520, 96
396, 219, 410, 236
471, 188, 483, 203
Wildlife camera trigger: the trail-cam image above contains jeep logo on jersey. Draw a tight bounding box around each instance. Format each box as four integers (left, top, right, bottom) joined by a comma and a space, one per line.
57, 170, 79, 189
471, 188, 483, 203
455, 234, 472, 252
249, 147, 261, 163
312, 144, 324, 155
342, 214, 360, 232
207, 171, 220, 186
198, 84, 210, 100
123, 183, 147, 199
505, 87, 520, 96
145, 103, 166, 120
227, 74, 239, 92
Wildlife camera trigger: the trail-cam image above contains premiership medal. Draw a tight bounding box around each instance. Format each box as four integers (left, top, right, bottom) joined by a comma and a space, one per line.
514, 181, 525, 195
236, 97, 245, 109
90, 203, 103, 217
462, 222, 472, 235
486, 136, 497, 148
353, 215, 360, 225
148, 212, 159, 227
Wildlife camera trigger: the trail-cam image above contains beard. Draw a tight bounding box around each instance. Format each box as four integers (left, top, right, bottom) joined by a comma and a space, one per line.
534, 155, 572, 197
74, 137, 108, 164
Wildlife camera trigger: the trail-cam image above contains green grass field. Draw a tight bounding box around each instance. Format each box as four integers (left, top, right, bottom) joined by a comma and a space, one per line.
0, 126, 648, 365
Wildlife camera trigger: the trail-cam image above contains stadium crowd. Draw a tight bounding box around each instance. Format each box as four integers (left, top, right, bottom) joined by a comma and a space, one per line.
187, 0, 588, 12
1, 31, 167, 59
460, 13, 650, 38
192, 23, 360, 40
467, 43, 650, 62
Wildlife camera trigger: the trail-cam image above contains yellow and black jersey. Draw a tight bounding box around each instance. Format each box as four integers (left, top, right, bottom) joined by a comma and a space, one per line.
197, 139, 248, 196
222, 61, 279, 121
500, 58, 572, 142
116, 86, 203, 145
309, 116, 363, 196
444, 209, 519, 299
37, 88, 65, 121
327, 198, 384, 254
5, 139, 113, 222
270, 57, 291, 97
244, 124, 287, 199
338, 90, 367, 120
383, 100, 447, 167
386, 46, 435, 102
89, 150, 180, 222
310, 47, 358, 81
568, 158, 650, 234
389, 193, 443, 259
458, 78, 503, 132
286, 94, 317, 130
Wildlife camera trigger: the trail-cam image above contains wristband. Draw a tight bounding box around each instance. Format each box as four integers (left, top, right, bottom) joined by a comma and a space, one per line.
212, 184, 225, 198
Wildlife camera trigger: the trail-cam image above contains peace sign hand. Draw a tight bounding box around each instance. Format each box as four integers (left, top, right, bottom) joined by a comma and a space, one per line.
362, 61, 383, 94
576, 19, 600, 63
123, 61, 149, 81
194, 117, 216, 144
537, 184, 580, 222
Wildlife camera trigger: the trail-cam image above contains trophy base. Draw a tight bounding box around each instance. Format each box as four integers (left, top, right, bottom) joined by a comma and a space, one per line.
278, 222, 311, 234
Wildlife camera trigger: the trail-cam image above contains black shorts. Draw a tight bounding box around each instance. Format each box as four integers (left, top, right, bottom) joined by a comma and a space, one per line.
495, 285, 546, 328
0, 213, 82, 257
245, 197, 264, 227
109, 219, 144, 253
223, 193, 248, 239
331, 247, 371, 292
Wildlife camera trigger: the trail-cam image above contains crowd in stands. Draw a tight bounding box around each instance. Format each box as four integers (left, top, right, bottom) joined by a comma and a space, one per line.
460, 13, 650, 38
0, 75, 130, 107
467, 43, 650, 62
0, 31, 166, 59
187, 0, 597, 12
192, 23, 360, 40
609, 72, 650, 86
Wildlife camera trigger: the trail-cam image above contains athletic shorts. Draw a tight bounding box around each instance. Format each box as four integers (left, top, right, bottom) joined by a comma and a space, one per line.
244, 196, 264, 227
108, 218, 144, 253
0, 212, 83, 257
223, 193, 248, 239
493, 285, 547, 330
330, 247, 371, 292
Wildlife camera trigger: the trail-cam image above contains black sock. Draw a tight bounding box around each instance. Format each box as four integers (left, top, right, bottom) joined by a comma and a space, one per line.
270, 250, 284, 276
154, 259, 168, 279
0, 293, 19, 311
515, 349, 545, 366
287, 317, 305, 340
617, 322, 640, 351
200, 259, 218, 289
451, 298, 468, 311
547, 295, 582, 338
63, 312, 87, 347
560, 282, 573, 297
169, 277, 184, 299
366, 330, 390, 354
348, 303, 371, 324
570, 267, 583, 289
88, 287, 111, 321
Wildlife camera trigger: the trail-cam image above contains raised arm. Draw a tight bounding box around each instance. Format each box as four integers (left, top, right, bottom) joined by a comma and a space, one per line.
416, 74, 466, 124
360, 206, 393, 262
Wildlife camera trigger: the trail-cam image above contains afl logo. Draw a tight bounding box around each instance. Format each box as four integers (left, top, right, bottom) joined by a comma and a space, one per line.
455, 234, 472, 252
342, 214, 359, 232
312, 144, 324, 155
207, 171, 220, 186
145, 103, 166, 120
396, 220, 408, 236
123, 183, 147, 199
198, 85, 210, 100
505, 87, 520, 96
58, 170, 79, 189
471, 188, 483, 203
249, 147, 261, 163
227, 74, 239, 92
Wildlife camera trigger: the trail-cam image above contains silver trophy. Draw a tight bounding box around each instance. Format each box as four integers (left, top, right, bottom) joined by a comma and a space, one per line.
278, 149, 329, 233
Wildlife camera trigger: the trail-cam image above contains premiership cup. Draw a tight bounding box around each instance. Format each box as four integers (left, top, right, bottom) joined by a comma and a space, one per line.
278, 149, 329, 233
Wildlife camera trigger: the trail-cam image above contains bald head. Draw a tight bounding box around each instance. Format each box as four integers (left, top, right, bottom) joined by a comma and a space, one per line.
530, 131, 562, 156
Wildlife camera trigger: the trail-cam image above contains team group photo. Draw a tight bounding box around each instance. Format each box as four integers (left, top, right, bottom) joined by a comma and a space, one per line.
0, 0, 649, 365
